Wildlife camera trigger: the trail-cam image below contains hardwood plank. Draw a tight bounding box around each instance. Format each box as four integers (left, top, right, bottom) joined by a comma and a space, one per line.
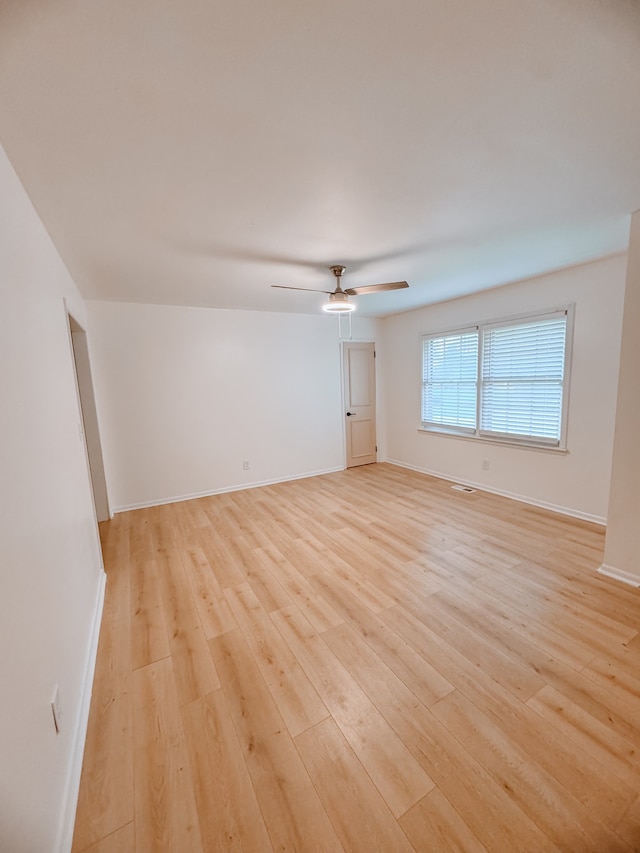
209, 629, 343, 852
415, 580, 640, 749
380, 604, 638, 825
224, 583, 329, 736
132, 658, 203, 853
321, 617, 561, 852
542, 547, 638, 599
244, 547, 293, 612
583, 656, 640, 710
72, 617, 133, 852
148, 513, 178, 557
251, 544, 344, 632
325, 526, 444, 607
527, 684, 640, 788
625, 633, 640, 655
253, 527, 329, 578
431, 689, 631, 852
339, 513, 422, 563
295, 717, 415, 852
271, 603, 434, 818
100, 517, 130, 624
481, 557, 638, 641
311, 570, 454, 707
476, 571, 637, 655
616, 796, 640, 852
167, 500, 202, 546
428, 575, 596, 671
316, 545, 398, 614
128, 509, 153, 561
181, 690, 273, 851
410, 591, 547, 701
451, 538, 522, 571
225, 493, 271, 548
251, 506, 329, 564
604, 641, 640, 682
399, 789, 488, 853
197, 526, 247, 589
181, 544, 237, 639
180, 498, 213, 529
156, 552, 220, 704
130, 558, 170, 670
74, 822, 135, 853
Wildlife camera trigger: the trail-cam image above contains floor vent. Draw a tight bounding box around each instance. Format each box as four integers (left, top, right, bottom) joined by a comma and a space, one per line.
451, 484, 476, 494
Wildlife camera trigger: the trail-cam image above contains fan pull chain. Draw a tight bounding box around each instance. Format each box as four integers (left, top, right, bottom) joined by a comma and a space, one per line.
338, 311, 353, 340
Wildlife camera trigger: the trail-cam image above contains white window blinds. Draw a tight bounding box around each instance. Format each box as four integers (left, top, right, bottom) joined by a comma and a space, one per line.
422, 329, 478, 431
480, 313, 567, 445
420, 308, 571, 449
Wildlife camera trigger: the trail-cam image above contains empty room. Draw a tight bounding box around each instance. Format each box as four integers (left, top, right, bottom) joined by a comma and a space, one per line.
1, 1, 639, 852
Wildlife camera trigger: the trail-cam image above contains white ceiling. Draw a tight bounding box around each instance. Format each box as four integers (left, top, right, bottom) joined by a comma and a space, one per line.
1, 0, 639, 318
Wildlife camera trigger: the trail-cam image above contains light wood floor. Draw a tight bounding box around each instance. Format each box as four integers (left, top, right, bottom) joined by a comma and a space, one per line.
72, 463, 640, 852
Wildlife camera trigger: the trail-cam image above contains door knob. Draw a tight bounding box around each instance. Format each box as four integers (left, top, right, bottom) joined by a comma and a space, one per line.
346, 412, 354, 416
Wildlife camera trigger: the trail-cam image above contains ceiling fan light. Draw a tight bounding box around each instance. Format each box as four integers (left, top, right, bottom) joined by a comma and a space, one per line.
322, 291, 355, 313
323, 302, 355, 313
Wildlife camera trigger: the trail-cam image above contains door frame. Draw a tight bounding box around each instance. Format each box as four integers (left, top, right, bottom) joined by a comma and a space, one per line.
66, 305, 110, 522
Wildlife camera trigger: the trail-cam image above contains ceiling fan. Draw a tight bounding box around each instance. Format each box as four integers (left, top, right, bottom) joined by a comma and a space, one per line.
272, 265, 409, 313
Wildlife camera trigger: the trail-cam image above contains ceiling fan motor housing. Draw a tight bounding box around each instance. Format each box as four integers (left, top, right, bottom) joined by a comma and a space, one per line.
323, 290, 354, 312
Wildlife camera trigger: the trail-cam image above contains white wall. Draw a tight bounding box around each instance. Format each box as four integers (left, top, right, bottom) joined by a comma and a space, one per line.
87, 300, 380, 511
603, 213, 640, 584
381, 255, 627, 522
0, 147, 105, 852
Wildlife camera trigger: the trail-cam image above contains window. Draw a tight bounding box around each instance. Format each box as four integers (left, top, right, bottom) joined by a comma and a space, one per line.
421, 308, 572, 448
421, 329, 478, 432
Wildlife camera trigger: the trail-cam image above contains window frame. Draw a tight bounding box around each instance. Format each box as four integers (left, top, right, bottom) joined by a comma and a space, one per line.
420, 305, 574, 451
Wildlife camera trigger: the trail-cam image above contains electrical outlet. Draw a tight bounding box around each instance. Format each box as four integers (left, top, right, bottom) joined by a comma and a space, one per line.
481, 459, 490, 471
242, 460, 250, 471
51, 685, 62, 734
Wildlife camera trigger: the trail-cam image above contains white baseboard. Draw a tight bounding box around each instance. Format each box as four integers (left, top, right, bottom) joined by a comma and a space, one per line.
597, 564, 640, 587
112, 465, 345, 514
57, 569, 107, 853
385, 459, 607, 526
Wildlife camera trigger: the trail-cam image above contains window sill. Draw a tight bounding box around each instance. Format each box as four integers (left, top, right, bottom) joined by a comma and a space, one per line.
417, 427, 569, 454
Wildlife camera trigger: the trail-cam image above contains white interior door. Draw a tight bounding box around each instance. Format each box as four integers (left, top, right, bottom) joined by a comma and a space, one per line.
343, 341, 377, 468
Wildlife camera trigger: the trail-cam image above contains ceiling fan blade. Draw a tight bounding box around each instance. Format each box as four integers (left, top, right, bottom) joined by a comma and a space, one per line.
271, 285, 332, 294
344, 281, 409, 296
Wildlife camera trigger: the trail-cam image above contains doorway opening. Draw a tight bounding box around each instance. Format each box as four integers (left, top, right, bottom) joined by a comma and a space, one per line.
68, 313, 110, 522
